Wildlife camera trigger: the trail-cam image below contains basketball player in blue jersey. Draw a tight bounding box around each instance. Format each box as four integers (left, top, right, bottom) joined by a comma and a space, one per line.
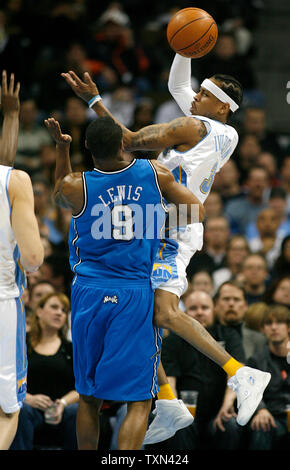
0, 72, 44, 449
44, 115, 205, 450
62, 62, 271, 444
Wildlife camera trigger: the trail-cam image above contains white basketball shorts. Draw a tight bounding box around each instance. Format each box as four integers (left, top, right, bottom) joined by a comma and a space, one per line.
0, 297, 27, 413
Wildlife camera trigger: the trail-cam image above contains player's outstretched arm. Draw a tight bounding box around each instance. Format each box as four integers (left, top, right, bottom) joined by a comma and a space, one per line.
0, 71, 20, 167
44, 118, 83, 213
61, 71, 206, 152
168, 54, 196, 116
153, 160, 205, 223
9, 170, 44, 272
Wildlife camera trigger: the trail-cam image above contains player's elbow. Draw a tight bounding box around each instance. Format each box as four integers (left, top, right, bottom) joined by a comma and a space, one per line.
21, 247, 44, 272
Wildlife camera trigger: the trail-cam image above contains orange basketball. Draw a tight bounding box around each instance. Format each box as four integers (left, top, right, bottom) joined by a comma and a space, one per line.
167, 7, 218, 59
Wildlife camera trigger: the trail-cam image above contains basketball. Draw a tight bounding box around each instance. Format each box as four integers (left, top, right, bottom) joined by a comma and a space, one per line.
167, 7, 218, 59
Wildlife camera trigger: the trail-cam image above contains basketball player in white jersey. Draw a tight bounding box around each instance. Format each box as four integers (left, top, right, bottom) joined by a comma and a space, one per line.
61, 60, 271, 442
0, 71, 44, 449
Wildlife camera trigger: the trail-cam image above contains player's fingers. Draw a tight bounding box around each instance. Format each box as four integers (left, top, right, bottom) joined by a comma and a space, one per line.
14, 81, 20, 96
8, 73, 14, 94
61, 72, 78, 88
68, 70, 84, 86
2, 70, 7, 94
84, 71, 93, 84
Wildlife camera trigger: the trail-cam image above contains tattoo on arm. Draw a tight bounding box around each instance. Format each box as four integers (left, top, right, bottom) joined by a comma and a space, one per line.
197, 121, 207, 139
130, 118, 187, 150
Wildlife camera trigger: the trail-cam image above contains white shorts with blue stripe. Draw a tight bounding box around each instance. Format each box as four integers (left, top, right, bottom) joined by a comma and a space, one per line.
0, 297, 27, 413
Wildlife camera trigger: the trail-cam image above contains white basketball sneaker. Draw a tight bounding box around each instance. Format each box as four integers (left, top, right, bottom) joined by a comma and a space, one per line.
228, 366, 271, 426
143, 399, 194, 445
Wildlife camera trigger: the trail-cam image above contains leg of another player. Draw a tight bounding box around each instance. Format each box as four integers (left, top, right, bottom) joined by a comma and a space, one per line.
157, 361, 177, 398
0, 408, 19, 450
76, 395, 103, 450
118, 399, 152, 450
154, 288, 242, 375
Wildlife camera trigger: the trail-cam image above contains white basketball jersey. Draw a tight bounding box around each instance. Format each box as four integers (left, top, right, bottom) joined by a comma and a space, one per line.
157, 115, 238, 254
0, 165, 26, 300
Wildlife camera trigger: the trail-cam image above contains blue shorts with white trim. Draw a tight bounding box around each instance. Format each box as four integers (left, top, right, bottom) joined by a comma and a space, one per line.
71, 277, 162, 401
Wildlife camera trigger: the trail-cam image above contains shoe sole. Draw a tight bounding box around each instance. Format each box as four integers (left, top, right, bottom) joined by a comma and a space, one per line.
237, 372, 271, 426
143, 414, 194, 445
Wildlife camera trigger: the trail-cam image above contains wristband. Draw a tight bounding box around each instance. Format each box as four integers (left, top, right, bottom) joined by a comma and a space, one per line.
60, 398, 68, 407
88, 95, 102, 108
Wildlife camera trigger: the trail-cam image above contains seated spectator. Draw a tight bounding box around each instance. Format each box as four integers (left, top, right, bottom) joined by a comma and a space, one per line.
212, 159, 243, 205
32, 177, 64, 247
212, 235, 251, 291
197, 32, 256, 91
29, 280, 56, 311
60, 96, 92, 171
241, 107, 285, 164
189, 270, 214, 296
157, 290, 245, 450
10, 292, 79, 450
244, 302, 269, 333
257, 151, 280, 188
40, 253, 73, 298
263, 276, 290, 308
241, 253, 269, 304
186, 216, 230, 279
214, 281, 267, 360
246, 187, 290, 241
247, 208, 283, 269
204, 192, 223, 219
271, 235, 290, 280
280, 156, 290, 216
246, 305, 290, 450
225, 166, 269, 234
234, 134, 262, 183
14, 98, 52, 177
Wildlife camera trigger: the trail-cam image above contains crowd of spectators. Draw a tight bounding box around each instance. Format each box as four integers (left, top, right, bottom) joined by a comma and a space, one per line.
1, 0, 289, 451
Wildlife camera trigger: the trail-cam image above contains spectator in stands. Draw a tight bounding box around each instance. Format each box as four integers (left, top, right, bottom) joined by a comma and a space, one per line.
241, 107, 285, 164
246, 305, 290, 450
225, 166, 269, 234
186, 216, 230, 279
241, 254, 269, 304
204, 192, 223, 219
29, 280, 56, 311
244, 302, 269, 333
190, 270, 214, 296
234, 134, 261, 183
10, 292, 79, 450
40, 253, 73, 297
60, 96, 92, 171
159, 290, 245, 450
197, 32, 256, 91
212, 235, 250, 291
32, 177, 64, 247
247, 208, 283, 269
263, 276, 290, 308
14, 99, 52, 176
257, 151, 280, 188
271, 236, 290, 280
246, 187, 290, 242
213, 159, 243, 205
214, 281, 266, 359
280, 156, 290, 216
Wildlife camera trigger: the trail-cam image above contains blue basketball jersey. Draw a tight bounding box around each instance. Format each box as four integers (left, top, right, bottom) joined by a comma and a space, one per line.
68, 159, 167, 284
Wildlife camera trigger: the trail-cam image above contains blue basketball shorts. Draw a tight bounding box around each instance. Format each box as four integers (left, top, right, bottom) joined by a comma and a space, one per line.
70, 278, 162, 402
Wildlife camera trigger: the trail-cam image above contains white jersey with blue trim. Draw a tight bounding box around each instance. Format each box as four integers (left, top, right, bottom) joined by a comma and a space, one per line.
0, 165, 26, 300
157, 115, 238, 253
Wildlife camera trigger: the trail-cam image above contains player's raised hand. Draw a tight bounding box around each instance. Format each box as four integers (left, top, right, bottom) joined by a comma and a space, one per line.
61, 70, 99, 103
1, 70, 20, 115
44, 118, 72, 145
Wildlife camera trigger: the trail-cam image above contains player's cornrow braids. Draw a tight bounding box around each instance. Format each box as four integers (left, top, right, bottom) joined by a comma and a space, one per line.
212, 74, 243, 115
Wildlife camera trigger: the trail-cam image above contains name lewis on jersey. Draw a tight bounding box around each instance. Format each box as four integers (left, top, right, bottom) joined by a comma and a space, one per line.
98, 185, 143, 207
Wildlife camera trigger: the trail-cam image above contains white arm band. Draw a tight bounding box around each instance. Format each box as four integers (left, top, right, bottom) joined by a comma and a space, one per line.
168, 53, 196, 116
